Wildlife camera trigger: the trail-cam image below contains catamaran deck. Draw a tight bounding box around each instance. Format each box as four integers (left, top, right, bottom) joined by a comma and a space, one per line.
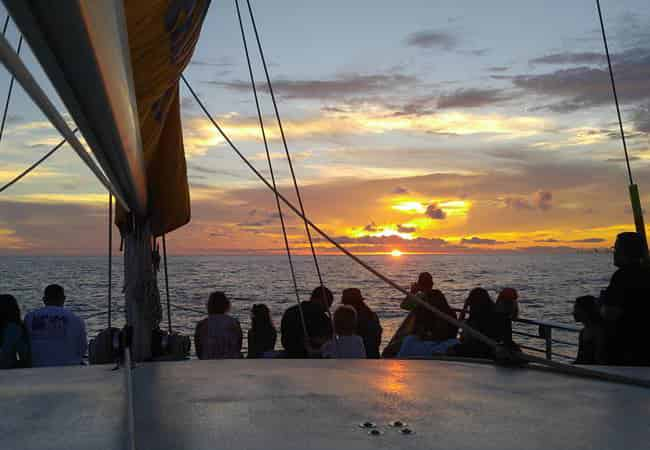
2, 359, 649, 450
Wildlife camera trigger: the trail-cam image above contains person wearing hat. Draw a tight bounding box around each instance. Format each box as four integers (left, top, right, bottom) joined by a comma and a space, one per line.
599, 232, 650, 365
341, 288, 382, 358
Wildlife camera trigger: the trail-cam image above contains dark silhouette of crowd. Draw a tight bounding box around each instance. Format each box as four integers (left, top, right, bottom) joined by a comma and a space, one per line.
2, 231, 649, 368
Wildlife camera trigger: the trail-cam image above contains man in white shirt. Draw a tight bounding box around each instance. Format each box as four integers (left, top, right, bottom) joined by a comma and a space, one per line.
24, 284, 87, 367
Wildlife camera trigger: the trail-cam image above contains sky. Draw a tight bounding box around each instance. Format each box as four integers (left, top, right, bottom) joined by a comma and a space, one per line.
0, 0, 649, 255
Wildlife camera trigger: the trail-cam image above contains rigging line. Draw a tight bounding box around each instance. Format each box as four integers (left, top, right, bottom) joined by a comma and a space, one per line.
244, 0, 325, 289
596, 0, 633, 185
0, 35, 21, 143
1, 15, 9, 36
108, 193, 113, 329
0, 129, 76, 194
183, 75, 650, 388
234, 0, 308, 340
162, 234, 172, 333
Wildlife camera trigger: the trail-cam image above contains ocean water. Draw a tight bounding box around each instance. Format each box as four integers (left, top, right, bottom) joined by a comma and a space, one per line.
0, 253, 614, 358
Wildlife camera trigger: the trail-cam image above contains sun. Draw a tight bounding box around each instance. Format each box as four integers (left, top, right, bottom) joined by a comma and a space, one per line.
390, 249, 403, 257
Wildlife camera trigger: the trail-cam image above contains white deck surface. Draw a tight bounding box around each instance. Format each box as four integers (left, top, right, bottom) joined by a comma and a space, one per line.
2, 359, 650, 450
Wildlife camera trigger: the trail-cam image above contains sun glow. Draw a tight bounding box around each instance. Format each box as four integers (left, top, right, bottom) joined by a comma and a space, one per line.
391, 249, 403, 257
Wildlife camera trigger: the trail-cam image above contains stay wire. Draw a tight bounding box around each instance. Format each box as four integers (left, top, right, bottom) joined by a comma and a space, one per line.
162, 234, 172, 334
234, 0, 308, 339
182, 74, 650, 388
108, 193, 113, 329
0, 130, 76, 194
0, 35, 21, 144
595, 0, 633, 185
244, 0, 325, 291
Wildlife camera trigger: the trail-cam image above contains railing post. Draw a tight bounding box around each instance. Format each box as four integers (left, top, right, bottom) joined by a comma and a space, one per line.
538, 325, 553, 360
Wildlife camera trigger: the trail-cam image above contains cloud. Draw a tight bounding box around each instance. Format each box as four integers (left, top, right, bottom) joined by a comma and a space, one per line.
425, 204, 446, 220
397, 224, 417, 233
529, 52, 604, 65
392, 186, 409, 194
534, 238, 560, 243
212, 74, 418, 100
331, 234, 458, 253
404, 30, 457, 50
460, 236, 511, 245
503, 191, 552, 211
437, 88, 512, 109
512, 47, 650, 113
487, 66, 509, 72
571, 238, 606, 243
363, 221, 381, 232
633, 103, 650, 133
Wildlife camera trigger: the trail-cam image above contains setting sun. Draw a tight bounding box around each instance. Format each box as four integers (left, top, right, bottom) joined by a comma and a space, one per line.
390, 249, 403, 257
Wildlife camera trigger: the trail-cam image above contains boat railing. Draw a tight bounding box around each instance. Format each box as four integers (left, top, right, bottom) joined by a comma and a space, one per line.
450, 308, 581, 362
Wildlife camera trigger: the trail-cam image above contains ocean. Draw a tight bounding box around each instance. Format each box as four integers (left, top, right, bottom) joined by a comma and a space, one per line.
0, 253, 613, 359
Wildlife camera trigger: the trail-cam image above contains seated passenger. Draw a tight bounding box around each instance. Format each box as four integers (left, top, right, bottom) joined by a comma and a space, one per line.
194, 291, 243, 359
321, 305, 366, 358
24, 285, 86, 367
247, 303, 277, 358
398, 291, 459, 358
599, 232, 650, 366
493, 287, 520, 348
573, 295, 606, 365
0, 294, 31, 369
341, 288, 382, 358
281, 286, 333, 358
448, 288, 497, 359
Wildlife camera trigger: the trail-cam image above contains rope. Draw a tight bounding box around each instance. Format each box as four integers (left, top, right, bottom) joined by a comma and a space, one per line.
123, 344, 137, 450
162, 234, 172, 333
244, 0, 325, 290
234, 0, 308, 340
0, 131, 75, 194
1, 15, 9, 36
595, 0, 633, 184
0, 35, 21, 144
108, 193, 113, 329
183, 75, 650, 388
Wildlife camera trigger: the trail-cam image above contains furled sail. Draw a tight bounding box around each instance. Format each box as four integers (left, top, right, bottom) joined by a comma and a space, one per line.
119, 0, 211, 236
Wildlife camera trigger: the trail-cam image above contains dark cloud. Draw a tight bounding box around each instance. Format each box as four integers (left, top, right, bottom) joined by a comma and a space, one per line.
397, 224, 417, 233
363, 221, 381, 233
437, 88, 512, 109
392, 186, 409, 194
517, 246, 581, 254
503, 191, 552, 211
487, 66, 509, 72
212, 74, 417, 100
461, 236, 501, 245
534, 191, 553, 211
512, 47, 650, 113
404, 30, 457, 50
534, 238, 560, 243
529, 52, 604, 65
332, 234, 457, 253
425, 204, 447, 220
571, 238, 606, 243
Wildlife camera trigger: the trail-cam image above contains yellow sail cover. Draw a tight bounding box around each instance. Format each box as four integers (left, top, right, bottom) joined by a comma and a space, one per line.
118, 0, 211, 236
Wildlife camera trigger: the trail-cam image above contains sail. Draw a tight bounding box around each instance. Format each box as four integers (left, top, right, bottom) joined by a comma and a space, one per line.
118, 0, 211, 236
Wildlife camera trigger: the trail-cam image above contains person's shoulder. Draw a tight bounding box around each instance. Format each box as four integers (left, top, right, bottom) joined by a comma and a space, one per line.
195, 318, 208, 330
3, 322, 22, 337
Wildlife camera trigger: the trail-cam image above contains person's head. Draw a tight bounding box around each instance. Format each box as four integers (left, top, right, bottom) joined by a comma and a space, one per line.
573, 295, 600, 324
466, 288, 494, 319
0, 294, 22, 328
43, 284, 65, 306
207, 291, 230, 315
614, 232, 645, 267
417, 272, 434, 292
341, 288, 364, 308
251, 303, 274, 330
496, 287, 519, 319
310, 286, 333, 309
333, 305, 357, 336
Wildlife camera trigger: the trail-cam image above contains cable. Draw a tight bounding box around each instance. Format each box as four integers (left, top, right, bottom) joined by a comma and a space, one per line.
234, 0, 308, 340
108, 193, 113, 329
596, 0, 633, 184
0, 35, 21, 144
244, 0, 325, 290
162, 234, 172, 333
0, 130, 76, 194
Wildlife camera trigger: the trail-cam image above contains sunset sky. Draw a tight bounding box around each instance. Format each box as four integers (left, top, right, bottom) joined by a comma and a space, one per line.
0, 0, 649, 255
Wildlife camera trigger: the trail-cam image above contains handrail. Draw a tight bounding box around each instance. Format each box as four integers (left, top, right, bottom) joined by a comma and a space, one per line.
514, 317, 581, 333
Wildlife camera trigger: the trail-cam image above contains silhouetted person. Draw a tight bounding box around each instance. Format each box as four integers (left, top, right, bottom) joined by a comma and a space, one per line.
281, 286, 333, 358
0, 294, 31, 369
448, 288, 497, 359
398, 290, 459, 358
341, 288, 382, 358
401, 272, 457, 338
573, 295, 606, 365
321, 305, 366, 358
493, 287, 520, 349
24, 285, 86, 367
247, 304, 276, 358
600, 232, 650, 365
195, 291, 243, 359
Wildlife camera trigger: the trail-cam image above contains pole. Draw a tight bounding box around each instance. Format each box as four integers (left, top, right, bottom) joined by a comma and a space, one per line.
162, 234, 172, 334
108, 193, 113, 329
